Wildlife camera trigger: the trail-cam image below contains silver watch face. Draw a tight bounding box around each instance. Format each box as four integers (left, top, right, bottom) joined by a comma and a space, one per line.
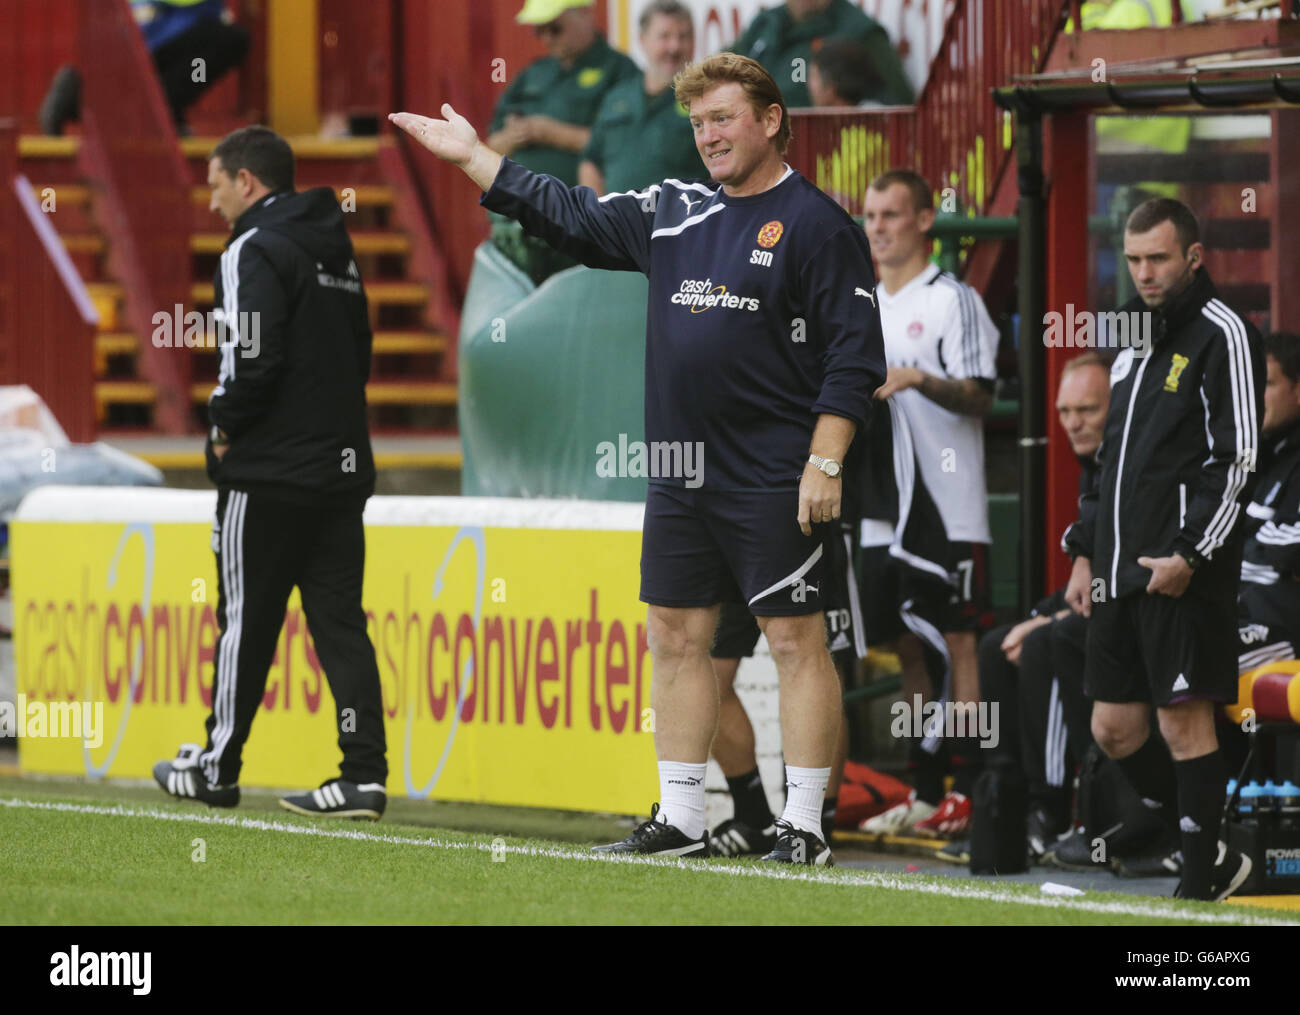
823, 460, 841, 477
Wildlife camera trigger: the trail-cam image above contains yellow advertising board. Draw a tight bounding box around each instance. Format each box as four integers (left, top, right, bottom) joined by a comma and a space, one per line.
10, 489, 658, 814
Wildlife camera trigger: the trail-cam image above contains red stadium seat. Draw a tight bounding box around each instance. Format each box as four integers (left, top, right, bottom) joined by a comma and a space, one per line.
1225, 660, 1300, 727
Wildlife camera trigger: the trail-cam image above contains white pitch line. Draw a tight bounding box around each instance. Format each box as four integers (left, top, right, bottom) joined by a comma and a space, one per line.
2, 796, 1293, 926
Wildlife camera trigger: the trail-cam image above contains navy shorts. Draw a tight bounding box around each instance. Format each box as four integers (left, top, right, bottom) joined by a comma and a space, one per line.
1084, 591, 1237, 707
709, 522, 866, 666
641, 484, 830, 617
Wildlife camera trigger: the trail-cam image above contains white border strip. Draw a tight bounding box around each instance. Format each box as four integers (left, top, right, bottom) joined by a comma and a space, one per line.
14, 486, 646, 531
2, 797, 1292, 926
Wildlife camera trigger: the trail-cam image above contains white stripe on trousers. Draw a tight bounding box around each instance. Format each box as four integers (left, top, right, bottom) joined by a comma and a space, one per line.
1238, 641, 1297, 675
1045, 677, 1068, 788
203, 491, 247, 785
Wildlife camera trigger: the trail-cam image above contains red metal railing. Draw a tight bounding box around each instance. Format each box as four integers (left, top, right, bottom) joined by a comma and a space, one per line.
393, 0, 612, 303
0, 0, 79, 131
788, 0, 1068, 221
78, 0, 193, 434
0, 121, 96, 442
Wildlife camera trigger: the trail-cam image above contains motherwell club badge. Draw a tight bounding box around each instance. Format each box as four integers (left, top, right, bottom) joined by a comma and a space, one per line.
757, 221, 784, 248
1164, 353, 1190, 392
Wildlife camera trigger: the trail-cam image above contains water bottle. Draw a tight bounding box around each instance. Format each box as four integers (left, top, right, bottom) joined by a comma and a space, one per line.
1262, 780, 1281, 827
1226, 779, 1239, 822
1238, 781, 1265, 825
1277, 781, 1300, 831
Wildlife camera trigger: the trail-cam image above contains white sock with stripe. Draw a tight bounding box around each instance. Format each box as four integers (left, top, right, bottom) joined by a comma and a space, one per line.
657, 761, 707, 840
781, 765, 830, 838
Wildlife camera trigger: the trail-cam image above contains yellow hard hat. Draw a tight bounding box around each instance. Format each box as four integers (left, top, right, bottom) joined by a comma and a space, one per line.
517, 0, 593, 25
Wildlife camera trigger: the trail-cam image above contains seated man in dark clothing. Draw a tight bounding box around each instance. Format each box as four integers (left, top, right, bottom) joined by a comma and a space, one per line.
41, 0, 250, 135
951, 350, 1175, 862
730, 0, 912, 108
943, 355, 1119, 863
808, 37, 889, 108
1236, 332, 1300, 673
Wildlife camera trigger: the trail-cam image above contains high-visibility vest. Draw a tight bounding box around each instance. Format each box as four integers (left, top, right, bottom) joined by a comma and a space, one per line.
1068, 0, 1190, 157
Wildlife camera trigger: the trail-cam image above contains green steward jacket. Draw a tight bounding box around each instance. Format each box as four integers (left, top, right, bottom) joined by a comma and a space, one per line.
490, 34, 640, 184
730, 0, 913, 108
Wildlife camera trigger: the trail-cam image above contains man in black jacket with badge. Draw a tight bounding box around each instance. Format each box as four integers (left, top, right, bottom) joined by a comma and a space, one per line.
1065, 198, 1264, 901
153, 126, 389, 820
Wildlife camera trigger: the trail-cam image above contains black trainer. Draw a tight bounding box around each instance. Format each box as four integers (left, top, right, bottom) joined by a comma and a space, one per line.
279, 779, 386, 820
153, 744, 239, 808
592, 803, 709, 858
935, 838, 971, 864
1041, 827, 1108, 872
1174, 841, 1252, 902
710, 817, 778, 857
1114, 833, 1182, 879
761, 820, 835, 865
1026, 807, 1067, 865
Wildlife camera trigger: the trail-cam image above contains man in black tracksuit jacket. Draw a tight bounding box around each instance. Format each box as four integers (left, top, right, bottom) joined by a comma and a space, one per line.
152, 126, 388, 820
1236, 332, 1300, 672
1064, 199, 1264, 901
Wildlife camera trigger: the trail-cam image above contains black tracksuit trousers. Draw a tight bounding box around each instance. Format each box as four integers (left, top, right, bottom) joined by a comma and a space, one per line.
198, 488, 387, 787
978, 614, 1091, 827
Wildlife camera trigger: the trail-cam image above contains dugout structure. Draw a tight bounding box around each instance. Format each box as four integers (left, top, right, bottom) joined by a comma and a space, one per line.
994, 29, 1300, 610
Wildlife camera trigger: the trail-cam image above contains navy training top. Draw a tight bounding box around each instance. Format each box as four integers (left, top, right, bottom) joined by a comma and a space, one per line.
481, 157, 886, 491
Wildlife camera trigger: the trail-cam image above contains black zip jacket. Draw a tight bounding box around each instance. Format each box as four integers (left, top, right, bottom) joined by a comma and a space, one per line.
1077, 268, 1263, 603
1239, 417, 1300, 635
1062, 452, 1101, 561
204, 188, 375, 503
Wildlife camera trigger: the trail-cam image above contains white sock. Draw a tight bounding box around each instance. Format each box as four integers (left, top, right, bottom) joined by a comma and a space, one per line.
658, 761, 707, 840
781, 765, 830, 837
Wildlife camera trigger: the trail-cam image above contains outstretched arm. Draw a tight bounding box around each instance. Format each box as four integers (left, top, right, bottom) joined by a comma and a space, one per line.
390, 105, 504, 191
392, 104, 654, 273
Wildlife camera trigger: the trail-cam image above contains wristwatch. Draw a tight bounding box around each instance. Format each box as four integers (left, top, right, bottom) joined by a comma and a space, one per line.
1178, 550, 1203, 571
808, 453, 841, 478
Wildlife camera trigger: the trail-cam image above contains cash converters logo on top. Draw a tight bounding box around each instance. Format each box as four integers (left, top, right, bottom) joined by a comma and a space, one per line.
672, 278, 761, 314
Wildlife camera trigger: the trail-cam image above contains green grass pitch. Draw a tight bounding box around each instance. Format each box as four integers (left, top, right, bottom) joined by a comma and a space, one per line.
2, 775, 1295, 925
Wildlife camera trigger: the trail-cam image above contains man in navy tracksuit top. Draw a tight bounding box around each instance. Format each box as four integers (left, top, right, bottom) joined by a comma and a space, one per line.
1064, 199, 1264, 901
393, 52, 886, 864
152, 126, 389, 821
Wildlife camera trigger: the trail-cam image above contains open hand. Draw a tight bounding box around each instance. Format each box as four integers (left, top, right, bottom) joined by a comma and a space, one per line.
389, 104, 480, 166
